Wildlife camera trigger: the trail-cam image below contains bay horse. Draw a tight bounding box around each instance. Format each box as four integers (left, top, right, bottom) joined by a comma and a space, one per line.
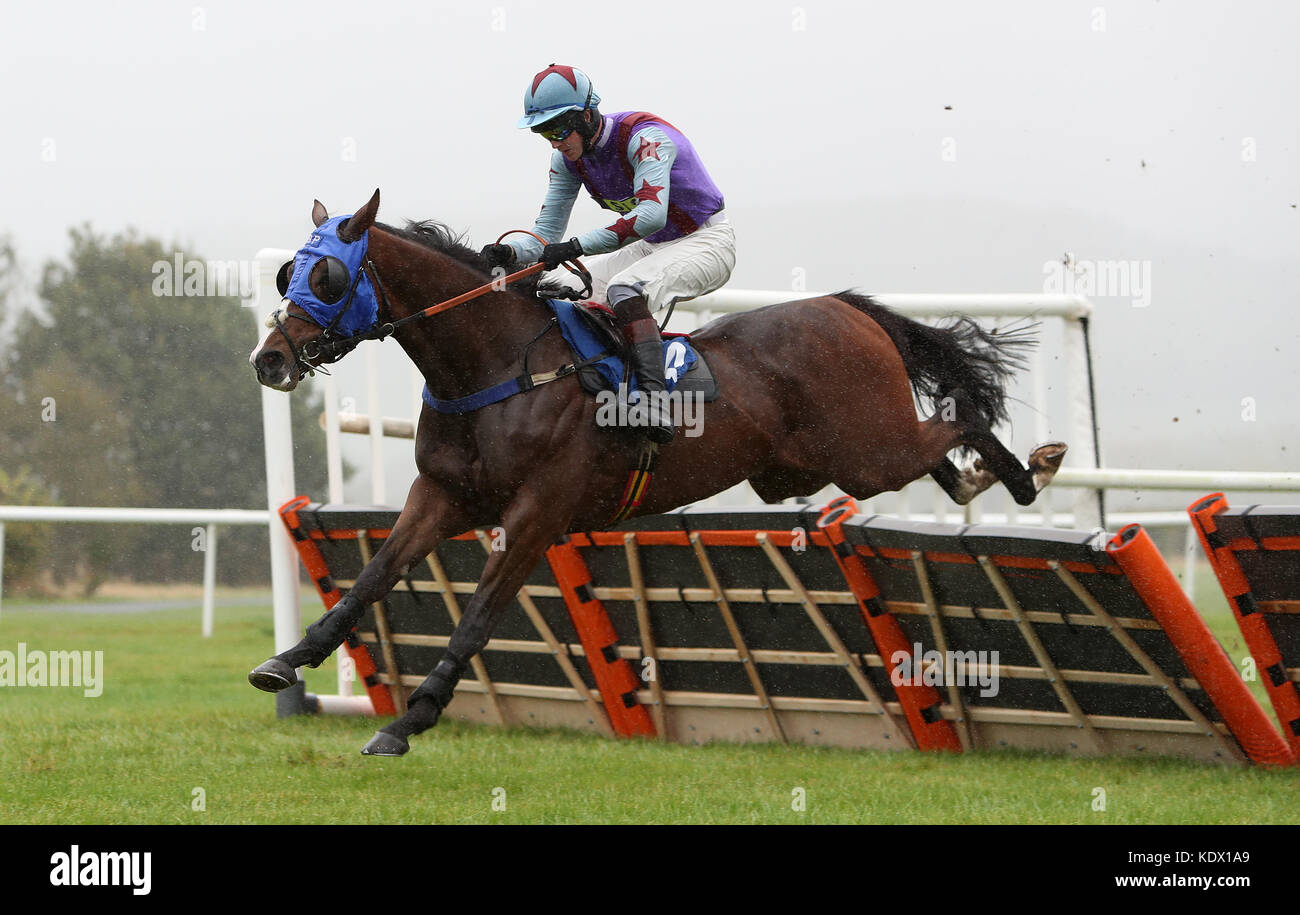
248, 189, 1066, 756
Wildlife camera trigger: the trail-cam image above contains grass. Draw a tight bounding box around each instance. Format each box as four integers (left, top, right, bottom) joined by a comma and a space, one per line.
0, 570, 1296, 825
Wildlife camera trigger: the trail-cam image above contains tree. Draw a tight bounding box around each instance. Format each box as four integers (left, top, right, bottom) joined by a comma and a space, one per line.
0, 226, 332, 592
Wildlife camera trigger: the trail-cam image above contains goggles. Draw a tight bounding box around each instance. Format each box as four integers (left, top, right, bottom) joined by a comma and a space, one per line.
533, 116, 578, 142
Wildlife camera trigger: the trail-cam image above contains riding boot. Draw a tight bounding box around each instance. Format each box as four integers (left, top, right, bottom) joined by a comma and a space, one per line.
614, 298, 675, 445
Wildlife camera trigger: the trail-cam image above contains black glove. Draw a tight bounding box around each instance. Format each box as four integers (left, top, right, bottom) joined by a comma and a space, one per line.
540, 238, 583, 271
480, 243, 516, 269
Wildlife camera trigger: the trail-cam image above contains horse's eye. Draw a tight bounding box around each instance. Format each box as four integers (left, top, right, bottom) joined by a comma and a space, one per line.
275, 260, 294, 297
310, 256, 351, 304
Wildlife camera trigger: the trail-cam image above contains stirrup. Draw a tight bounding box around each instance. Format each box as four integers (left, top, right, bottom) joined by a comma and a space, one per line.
630, 385, 675, 444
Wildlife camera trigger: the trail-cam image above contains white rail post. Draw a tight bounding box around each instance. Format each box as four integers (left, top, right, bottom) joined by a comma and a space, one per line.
323, 373, 344, 504
201, 523, 217, 637
261, 385, 300, 649
253, 249, 303, 715
1062, 309, 1103, 530
365, 342, 385, 505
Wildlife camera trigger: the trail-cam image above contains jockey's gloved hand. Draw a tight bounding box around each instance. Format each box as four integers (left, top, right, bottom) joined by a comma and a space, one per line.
540, 238, 583, 271
480, 243, 516, 269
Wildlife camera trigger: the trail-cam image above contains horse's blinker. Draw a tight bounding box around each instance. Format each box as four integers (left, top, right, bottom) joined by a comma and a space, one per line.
282, 214, 379, 337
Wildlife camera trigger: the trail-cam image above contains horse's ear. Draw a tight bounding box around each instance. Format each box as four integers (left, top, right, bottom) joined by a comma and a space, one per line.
312, 200, 329, 227
338, 189, 380, 243
275, 260, 294, 297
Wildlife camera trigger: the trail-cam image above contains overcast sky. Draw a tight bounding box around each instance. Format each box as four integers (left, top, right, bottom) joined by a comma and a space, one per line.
3, 0, 1296, 512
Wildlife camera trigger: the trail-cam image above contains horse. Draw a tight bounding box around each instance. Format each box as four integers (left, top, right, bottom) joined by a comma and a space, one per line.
247, 189, 1067, 756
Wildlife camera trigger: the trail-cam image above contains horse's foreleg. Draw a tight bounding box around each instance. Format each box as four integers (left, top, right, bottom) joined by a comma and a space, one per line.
248, 474, 471, 692
361, 492, 576, 756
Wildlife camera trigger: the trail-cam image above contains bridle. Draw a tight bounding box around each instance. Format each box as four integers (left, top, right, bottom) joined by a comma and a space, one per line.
268, 229, 591, 382
270, 255, 390, 376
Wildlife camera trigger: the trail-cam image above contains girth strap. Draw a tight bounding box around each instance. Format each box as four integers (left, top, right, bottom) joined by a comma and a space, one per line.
423, 364, 575, 414
422, 351, 612, 415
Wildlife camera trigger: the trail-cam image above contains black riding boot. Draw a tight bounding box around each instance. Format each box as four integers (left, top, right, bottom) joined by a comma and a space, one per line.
615, 297, 675, 445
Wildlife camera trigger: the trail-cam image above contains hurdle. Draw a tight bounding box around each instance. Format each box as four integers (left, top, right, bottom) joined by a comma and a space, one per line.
1189, 493, 1300, 756
281, 497, 1294, 765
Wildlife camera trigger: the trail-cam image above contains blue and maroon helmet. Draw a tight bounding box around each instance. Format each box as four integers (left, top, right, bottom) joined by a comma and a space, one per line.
517, 64, 601, 129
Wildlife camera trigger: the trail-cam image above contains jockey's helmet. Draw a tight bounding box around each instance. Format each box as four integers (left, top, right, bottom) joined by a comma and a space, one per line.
518, 64, 601, 134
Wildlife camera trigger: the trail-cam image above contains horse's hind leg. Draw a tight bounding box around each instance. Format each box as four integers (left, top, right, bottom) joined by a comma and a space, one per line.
930, 456, 999, 506
939, 427, 1067, 506
248, 475, 470, 692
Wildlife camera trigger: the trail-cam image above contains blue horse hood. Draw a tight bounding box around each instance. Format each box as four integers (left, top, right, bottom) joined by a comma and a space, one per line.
284, 215, 378, 337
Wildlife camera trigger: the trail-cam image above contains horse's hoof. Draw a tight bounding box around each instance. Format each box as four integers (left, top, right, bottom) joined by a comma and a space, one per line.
1029, 441, 1068, 491
248, 658, 298, 693
361, 731, 410, 757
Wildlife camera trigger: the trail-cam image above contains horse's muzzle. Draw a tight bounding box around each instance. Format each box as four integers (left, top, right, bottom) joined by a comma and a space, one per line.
253, 349, 296, 390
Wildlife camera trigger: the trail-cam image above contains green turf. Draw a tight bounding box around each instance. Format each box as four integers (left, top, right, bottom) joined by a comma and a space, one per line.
0, 574, 1296, 825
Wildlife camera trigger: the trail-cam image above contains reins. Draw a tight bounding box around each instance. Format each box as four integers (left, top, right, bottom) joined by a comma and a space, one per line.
379, 228, 592, 338
277, 228, 592, 377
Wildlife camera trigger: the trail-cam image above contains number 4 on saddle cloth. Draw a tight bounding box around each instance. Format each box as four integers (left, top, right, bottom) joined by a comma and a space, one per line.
420, 298, 721, 416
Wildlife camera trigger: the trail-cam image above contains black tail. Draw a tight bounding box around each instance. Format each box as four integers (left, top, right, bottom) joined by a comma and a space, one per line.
834, 291, 1035, 432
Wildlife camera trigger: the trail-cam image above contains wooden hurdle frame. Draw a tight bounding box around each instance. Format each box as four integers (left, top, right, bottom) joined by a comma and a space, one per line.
282, 499, 1296, 765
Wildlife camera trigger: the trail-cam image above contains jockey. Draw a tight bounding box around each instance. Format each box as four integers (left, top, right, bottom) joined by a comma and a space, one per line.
481, 64, 735, 445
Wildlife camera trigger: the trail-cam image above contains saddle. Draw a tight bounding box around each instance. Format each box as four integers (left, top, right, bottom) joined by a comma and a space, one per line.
419, 296, 720, 416
550, 298, 721, 402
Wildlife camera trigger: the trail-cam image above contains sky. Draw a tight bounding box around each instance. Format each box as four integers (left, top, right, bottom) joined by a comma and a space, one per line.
3, 0, 1296, 515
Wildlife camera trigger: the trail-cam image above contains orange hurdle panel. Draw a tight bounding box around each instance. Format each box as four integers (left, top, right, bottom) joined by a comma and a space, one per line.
1189, 493, 1300, 755
818, 501, 962, 752
545, 536, 656, 738
1106, 523, 1293, 766
279, 496, 396, 716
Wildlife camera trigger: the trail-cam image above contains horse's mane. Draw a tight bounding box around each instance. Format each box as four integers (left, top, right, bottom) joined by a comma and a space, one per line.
375, 220, 540, 298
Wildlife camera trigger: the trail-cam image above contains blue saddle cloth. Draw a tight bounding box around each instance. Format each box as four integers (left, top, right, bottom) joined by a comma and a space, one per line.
421, 299, 698, 415
549, 300, 698, 395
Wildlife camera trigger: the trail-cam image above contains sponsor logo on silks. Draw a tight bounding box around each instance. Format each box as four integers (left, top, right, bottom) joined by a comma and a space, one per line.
890, 642, 1000, 697
49, 846, 151, 895
595, 385, 705, 438
0, 643, 103, 697
596, 195, 639, 214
